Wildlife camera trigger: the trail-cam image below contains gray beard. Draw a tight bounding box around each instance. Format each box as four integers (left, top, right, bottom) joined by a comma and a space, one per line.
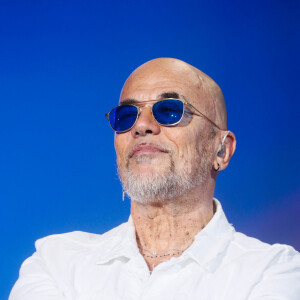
118, 148, 210, 204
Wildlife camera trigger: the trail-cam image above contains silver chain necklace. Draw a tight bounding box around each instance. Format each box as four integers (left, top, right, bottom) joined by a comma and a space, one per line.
137, 225, 205, 260
139, 247, 186, 259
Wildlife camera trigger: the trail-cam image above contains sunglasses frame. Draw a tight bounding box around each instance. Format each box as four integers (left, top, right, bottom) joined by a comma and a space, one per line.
105, 98, 221, 133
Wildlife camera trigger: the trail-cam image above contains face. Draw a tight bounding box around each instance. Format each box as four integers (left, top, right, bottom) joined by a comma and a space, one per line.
115, 61, 217, 204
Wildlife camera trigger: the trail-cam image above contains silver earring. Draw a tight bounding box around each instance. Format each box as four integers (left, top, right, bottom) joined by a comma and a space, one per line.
213, 163, 220, 172
122, 191, 125, 201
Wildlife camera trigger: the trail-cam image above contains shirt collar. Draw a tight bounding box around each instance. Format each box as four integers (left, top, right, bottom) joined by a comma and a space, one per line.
95, 216, 139, 264
95, 198, 235, 269
184, 199, 235, 272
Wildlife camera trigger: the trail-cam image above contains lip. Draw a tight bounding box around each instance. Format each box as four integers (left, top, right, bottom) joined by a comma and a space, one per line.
129, 143, 169, 158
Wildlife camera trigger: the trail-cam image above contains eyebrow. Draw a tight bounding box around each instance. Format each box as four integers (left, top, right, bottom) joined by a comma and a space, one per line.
120, 92, 182, 105
158, 92, 180, 100
119, 98, 139, 105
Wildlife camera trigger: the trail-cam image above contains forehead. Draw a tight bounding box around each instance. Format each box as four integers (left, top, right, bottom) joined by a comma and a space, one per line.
120, 65, 207, 107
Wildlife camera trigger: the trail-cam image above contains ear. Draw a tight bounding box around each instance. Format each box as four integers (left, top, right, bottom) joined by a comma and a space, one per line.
213, 131, 236, 172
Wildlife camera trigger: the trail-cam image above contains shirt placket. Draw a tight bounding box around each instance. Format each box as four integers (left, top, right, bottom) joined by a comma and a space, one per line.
121, 254, 151, 300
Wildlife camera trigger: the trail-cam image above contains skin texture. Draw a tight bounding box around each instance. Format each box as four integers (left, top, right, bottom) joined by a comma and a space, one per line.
114, 58, 236, 271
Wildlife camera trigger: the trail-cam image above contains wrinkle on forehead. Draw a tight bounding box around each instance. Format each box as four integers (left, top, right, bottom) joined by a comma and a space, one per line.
121, 58, 227, 130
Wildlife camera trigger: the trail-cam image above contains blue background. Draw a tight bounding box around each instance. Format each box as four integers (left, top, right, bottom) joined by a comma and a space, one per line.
1, 0, 299, 298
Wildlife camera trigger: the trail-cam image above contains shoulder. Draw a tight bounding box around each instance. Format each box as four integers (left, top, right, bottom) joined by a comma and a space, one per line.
36, 231, 102, 248
226, 230, 300, 274
33, 222, 129, 259
229, 233, 300, 299
231, 231, 299, 258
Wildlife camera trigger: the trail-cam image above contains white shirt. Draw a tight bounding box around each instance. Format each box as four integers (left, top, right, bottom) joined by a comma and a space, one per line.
10, 199, 300, 300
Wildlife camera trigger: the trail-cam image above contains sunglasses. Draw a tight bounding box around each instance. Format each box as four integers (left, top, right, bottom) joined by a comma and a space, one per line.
105, 98, 220, 133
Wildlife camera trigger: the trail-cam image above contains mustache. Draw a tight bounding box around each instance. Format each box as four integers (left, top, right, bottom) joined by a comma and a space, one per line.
126, 142, 172, 160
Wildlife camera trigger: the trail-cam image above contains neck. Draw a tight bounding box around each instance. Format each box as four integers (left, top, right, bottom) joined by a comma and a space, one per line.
131, 183, 215, 270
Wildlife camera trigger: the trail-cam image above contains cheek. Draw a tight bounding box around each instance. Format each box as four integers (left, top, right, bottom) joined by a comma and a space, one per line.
114, 134, 129, 167
163, 128, 200, 164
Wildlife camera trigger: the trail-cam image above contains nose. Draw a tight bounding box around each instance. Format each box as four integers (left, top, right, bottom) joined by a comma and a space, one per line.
131, 106, 161, 137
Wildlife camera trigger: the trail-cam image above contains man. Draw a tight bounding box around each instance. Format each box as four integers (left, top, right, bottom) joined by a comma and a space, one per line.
10, 58, 300, 299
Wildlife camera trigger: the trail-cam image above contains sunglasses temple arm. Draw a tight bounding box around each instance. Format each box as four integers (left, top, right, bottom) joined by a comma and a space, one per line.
187, 103, 221, 130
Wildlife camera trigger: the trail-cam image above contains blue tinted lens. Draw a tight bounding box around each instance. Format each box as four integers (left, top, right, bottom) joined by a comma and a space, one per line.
109, 105, 138, 132
153, 100, 184, 125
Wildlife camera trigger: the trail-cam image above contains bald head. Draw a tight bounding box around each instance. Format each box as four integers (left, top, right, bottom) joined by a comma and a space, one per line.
121, 58, 227, 130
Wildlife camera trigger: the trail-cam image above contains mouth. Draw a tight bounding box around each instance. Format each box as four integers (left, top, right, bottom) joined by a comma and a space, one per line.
129, 143, 169, 158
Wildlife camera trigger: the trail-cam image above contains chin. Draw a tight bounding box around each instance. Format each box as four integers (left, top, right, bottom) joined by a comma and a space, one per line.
130, 162, 170, 176
129, 156, 170, 174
